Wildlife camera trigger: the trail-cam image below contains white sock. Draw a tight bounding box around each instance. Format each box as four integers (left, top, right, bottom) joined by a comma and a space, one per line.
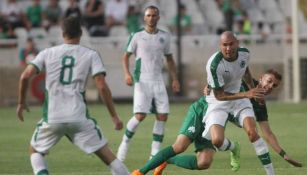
117, 116, 140, 161
126, 116, 140, 134
151, 120, 165, 156
218, 138, 235, 151
252, 138, 275, 175
30, 153, 48, 175
109, 159, 130, 175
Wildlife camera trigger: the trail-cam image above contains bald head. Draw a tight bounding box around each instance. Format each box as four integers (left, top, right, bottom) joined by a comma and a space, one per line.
219, 31, 239, 61
220, 31, 237, 42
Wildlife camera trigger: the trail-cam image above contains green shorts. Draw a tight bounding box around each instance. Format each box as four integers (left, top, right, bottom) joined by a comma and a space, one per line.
179, 102, 215, 152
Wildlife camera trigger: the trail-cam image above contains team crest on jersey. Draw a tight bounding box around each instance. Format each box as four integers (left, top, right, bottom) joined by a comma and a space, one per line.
240, 60, 246, 68
188, 126, 195, 133
159, 37, 165, 43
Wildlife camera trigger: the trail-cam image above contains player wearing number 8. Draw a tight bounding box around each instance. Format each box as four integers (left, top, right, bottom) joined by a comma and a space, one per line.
16, 16, 130, 175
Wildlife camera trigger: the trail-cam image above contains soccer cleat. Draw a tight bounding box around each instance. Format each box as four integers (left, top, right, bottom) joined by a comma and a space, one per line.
131, 169, 144, 175
230, 141, 241, 172
117, 141, 129, 162
153, 162, 167, 175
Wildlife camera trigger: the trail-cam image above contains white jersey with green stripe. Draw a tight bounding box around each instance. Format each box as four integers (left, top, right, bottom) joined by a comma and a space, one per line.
30, 44, 106, 123
125, 28, 172, 81
206, 48, 250, 100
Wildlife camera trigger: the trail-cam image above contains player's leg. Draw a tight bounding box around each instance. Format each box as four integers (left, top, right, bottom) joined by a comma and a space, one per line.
236, 98, 275, 175
243, 117, 275, 175
151, 114, 167, 157
167, 139, 216, 170
132, 134, 192, 175
30, 147, 49, 175
30, 121, 63, 175
95, 144, 130, 175
118, 81, 151, 161
151, 82, 170, 157
73, 119, 130, 175
117, 113, 146, 161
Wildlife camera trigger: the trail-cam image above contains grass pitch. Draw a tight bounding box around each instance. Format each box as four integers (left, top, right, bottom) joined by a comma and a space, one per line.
0, 101, 306, 175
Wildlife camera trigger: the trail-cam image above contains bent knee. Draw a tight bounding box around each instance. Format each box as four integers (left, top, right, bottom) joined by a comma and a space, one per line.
212, 138, 224, 148
197, 161, 212, 170
246, 130, 259, 142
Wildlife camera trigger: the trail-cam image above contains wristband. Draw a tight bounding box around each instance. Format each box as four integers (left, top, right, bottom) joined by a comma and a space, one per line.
279, 149, 286, 158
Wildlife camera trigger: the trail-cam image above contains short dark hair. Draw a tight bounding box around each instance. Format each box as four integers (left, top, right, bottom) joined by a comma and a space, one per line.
265, 69, 282, 81
62, 16, 82, 39
144, 5, 159, 16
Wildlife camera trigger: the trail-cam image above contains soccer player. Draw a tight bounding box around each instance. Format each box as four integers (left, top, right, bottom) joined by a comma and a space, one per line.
202, 31, 274, 175
132, 69, 302, 175
16, 17, 130, 175
229, 69, 302, 167
131, 95, 237, 175
117, 6, 180, 161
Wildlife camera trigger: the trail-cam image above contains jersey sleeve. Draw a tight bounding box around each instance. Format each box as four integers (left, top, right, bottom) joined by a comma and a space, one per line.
29, 49, 47, 73
164, 33, 172, 56
207, 64, 224, 89
91, 51, 106, 77
125, 33, 137, 54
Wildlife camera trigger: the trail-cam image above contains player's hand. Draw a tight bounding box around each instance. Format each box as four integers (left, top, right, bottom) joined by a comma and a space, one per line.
284, 155, 303, 167
124, 74, 133, 86
172, 79, 180, 93
245, 87, 265, 99
203, 85, 211, 96
16, 103, 30, 122
111, 116, 124, 130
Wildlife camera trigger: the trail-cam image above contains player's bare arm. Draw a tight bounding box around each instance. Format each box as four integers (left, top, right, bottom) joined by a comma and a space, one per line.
258, 121, 302, 167
166, 55, 180, 92
213, 87, 265, 101
16, 65, 37, 121
122, 52, 133, 86
95, 74, 123, 130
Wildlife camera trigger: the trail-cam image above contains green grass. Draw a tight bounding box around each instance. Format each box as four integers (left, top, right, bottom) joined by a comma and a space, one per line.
1, 101, 307, 175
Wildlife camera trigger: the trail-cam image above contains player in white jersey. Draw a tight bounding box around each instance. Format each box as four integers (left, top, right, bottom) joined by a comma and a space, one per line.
203, 31, 275, 175
117, 6, 180, 162
16, 17, 129, 175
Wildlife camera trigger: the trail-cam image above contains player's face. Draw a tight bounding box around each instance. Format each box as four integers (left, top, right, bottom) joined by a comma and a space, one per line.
220, 36, 238, 60
259, 73, 280, 95
144, 9, 160, 28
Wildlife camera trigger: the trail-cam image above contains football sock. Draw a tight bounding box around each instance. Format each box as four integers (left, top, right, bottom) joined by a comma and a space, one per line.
167, 155, 198, 170
30, 153, 49, 175
140, 146, 176, 174
117, 116, 140, 161
151, 120, 165, 156
217, 138, 235, 151
109, 159, 130, 175
125, 116, 140, 139
252, 138, 275, 175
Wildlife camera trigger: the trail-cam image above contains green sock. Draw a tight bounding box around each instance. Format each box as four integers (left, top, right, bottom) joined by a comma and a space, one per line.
139, 146, 176, 174
167, 155, 198, 170
258, 152, 272, 165
37, 169, 49, 175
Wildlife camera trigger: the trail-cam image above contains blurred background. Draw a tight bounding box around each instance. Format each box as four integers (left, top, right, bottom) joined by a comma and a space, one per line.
1, 0, 307, 106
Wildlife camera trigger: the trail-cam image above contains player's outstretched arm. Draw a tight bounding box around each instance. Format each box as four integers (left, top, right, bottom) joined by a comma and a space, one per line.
258, 121, 302, 167
17, 65, 36, 121
95, 74, 123, 130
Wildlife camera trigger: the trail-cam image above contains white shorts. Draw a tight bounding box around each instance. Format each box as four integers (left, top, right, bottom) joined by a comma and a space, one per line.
202, 98, 255, 140
133, 80, 169, 114
31, 119, 107, 154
